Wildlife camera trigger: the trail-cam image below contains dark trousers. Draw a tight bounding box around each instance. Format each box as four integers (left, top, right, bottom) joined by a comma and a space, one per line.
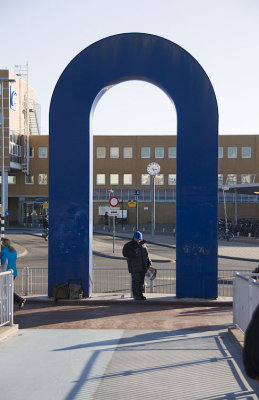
13, 277, 24, 304
131, 271, 145, 298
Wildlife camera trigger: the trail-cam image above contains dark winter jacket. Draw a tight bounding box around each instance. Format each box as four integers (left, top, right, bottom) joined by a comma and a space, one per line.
243, 304, 259, 380
122, 239, 151, 273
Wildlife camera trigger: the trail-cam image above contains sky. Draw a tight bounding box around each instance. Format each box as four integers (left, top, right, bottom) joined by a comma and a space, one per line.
1, 0, 259, 136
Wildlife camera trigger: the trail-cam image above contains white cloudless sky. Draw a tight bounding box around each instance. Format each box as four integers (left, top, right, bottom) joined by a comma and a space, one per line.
1, 0, 259, 135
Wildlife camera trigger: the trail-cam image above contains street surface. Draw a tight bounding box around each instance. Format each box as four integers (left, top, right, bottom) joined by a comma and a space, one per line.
7, 232, 258, 271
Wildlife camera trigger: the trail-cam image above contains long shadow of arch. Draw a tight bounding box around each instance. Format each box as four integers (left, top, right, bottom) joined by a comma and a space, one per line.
49, 32, 218, 299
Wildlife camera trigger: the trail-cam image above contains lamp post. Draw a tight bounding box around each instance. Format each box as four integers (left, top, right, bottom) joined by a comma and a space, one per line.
147, 162, 160, 236
0, 78, 15, 237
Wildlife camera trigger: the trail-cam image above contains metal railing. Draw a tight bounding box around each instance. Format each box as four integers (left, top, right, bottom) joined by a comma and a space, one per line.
233, 272, 259, 333
0, 271, 14, 327
15, 267, 250, 298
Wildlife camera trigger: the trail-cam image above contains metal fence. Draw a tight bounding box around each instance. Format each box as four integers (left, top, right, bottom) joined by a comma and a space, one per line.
0, 271, 14, 327
15, 267, 251, 298
233, 272, 259, 333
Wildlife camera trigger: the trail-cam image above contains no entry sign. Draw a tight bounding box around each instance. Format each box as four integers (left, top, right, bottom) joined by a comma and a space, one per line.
109, 196, 119, 207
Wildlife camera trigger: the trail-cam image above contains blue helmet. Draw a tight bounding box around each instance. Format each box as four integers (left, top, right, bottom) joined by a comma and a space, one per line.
133, 231, 143, 240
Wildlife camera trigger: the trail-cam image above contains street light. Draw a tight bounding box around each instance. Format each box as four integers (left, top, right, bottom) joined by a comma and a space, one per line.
0, 78, 16, 236
147, 162, 160, 236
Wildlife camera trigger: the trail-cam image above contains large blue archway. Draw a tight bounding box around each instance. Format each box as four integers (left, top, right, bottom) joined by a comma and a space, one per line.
49, 33, 218, 298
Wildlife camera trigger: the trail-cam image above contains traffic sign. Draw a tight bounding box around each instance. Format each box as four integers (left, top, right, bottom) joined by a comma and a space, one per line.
5, 210, 10, 217
128, 201, 136, 208
135, 189, 140, 196
108, 207, 120, 216
109, 196, 119, 207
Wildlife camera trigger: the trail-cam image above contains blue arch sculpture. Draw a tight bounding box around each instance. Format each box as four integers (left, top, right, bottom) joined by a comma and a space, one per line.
49, 33, 218, 298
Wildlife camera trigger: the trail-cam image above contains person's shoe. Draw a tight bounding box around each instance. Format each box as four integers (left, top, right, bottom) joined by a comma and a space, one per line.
141, 295, 146, 300
19, 299, 26, 310
134, 296, 142, 300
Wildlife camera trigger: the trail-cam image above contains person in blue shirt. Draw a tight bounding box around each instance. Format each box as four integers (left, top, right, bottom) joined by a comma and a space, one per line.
1, 238, 26, 310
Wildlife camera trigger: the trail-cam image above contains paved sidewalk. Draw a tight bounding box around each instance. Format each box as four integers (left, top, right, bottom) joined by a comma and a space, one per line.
1, 326, 259, 399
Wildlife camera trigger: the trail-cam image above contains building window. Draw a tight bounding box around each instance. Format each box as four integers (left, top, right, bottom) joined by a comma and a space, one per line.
226, 174, 237, 185
218, 147, 223, 158
38, 174, 48, 185
123, 174, 132, 185
155, 174, 164, 185
8, 174, 16, 184
38, 147, 48, 158
218, 174, 224, 185
123, 147, 133, 158
110, 174, 119, 185
25, 174, 34, 184
110, 147, 119, 158
29, 147, 34, 158
241, 174, 252, 184
168, 174, 176, 185
168, 147, 176, 158
96, 147, 106, 158
0, 175, 16, 184
228, 147, 237, 158
242, 146, 251, 158
141, 174, 150, 185
96, 174, 105, 185
155, 147, 164, 158
141, 147, 150, 158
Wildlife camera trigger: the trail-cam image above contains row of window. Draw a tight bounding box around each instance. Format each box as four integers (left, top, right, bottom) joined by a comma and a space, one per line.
96, 173, 255, 186
96, 146, 252, 159
29, 146, 48, 158
0, 174, 48, 185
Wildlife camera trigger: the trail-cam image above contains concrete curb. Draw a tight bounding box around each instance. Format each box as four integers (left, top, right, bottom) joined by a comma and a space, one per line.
24, 295, 233, 307
0, 324, 19, 342
228, 326, 244, 350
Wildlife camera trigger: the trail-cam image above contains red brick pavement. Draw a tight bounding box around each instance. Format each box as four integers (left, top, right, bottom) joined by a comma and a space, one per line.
14, 302, 233, 331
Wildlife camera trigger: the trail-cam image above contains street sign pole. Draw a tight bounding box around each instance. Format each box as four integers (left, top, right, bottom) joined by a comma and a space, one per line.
152, 176, 156, 236
136, 195, 139, 230
113, 216, 115, 253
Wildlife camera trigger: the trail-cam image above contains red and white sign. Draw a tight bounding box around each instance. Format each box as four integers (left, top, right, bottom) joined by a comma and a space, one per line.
109, 196, 119, 207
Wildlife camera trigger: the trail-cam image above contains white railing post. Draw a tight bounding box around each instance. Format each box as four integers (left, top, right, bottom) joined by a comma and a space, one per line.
0, 271, 14, 327
25, 267, 29, 296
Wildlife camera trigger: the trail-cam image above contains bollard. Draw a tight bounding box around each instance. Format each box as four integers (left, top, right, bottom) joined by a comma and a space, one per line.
163, 228, 165, 233
142, 227, 145, 232
103, 225, 106, 230
123, 227, 125, 231
237, 232, 240, 237
248, 232, 251, 237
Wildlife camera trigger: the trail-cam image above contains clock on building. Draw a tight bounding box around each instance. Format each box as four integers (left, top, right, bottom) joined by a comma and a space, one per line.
147, 162, 160, 176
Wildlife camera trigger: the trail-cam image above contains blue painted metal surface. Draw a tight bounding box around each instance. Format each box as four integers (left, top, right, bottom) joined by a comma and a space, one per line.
49, 33, 218, 298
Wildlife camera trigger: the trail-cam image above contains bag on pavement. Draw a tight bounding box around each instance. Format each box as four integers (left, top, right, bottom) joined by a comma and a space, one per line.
145, 266, 157, 281
68, 279, 83, 299
52, 283, 69, 300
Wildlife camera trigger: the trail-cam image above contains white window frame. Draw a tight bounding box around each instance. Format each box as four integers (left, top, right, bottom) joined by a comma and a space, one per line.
123, 174, 132, 185
241, 174, 252, 184
155, 174, 164, 185
241, 147, 251, 159
155, 147, 164, 158
38, 173, 48, 185
123, 147, 133, 158
96, 146, 106, 158
218, 147, 223, 159
218, 174, 223, 185
141, 147, 151, 158
168, 147, 176, 158
110, 147, 119, 159
25, 174, 34, 185
110, 174, 119, 185
141, 174, 150, 185
8, 174, 16, 185
227, 147, 237, 159
168, 174, 176, 185
96, 174, 105, 185
226, 174, 237, 185
38, 147, 48, 158
29, 147, 34, 158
